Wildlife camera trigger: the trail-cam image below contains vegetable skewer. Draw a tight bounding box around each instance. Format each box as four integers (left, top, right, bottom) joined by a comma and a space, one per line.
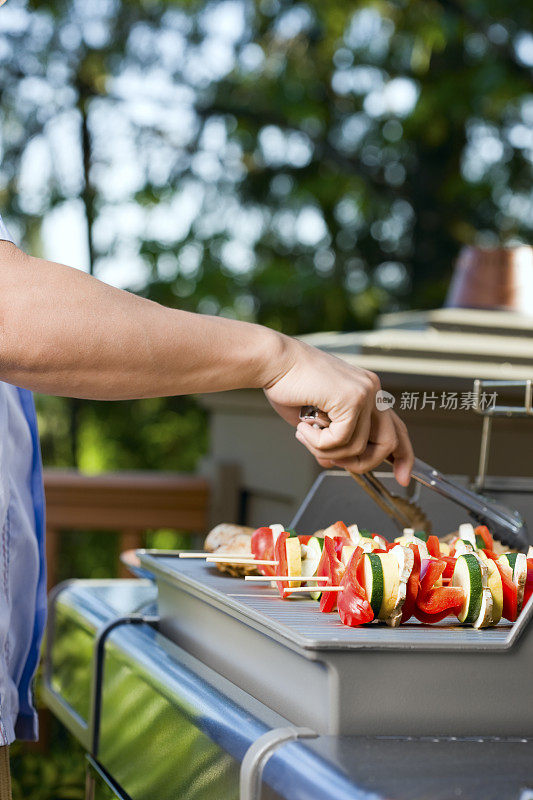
199, 519, 532, 631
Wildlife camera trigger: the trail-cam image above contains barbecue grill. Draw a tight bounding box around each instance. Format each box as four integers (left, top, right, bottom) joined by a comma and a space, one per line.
44, 464, 533, 800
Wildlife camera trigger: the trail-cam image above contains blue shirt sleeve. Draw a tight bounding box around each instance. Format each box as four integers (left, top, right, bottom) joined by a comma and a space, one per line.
0, 214, 14, 244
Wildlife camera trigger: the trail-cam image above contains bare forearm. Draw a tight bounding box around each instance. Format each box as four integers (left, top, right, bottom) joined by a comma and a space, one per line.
0, 241, 415, 484
0, 244, 285, 399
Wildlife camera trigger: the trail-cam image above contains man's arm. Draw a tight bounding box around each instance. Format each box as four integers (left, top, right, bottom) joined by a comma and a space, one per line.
0, 242, 414, 484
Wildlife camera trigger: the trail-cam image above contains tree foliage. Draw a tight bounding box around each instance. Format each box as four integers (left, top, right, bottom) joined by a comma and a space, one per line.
3, 0, 533, 335
2, 0, 533, 471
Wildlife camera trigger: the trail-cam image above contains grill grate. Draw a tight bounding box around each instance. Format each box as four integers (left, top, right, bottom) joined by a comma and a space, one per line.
142, 555, 520, 653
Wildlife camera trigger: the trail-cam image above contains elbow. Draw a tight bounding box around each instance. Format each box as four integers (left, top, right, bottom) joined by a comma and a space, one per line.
0, 244, 34, 381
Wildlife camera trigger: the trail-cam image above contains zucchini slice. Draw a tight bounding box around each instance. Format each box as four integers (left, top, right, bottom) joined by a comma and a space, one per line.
473, 588, 494, 629
454, 540, 475, 557
359, 530, 377, 548
285, 537, 302, 589
301, 537, 323, 578
376, 552, 400, 620
480, 555, 503, 625
301, 536, 324, 601
384, 546, 414, 628
363, 553, 384, 617
452, 553, 486, 624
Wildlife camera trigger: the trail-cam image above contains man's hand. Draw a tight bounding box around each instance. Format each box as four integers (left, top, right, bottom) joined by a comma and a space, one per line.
263, 338, 414, 486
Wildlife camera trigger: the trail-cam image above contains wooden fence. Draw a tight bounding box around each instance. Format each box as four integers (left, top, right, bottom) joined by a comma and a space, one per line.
43, 469, 211, 589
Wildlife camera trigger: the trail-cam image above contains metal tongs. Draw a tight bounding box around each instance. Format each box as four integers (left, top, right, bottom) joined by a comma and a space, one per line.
299, 405, 529, 552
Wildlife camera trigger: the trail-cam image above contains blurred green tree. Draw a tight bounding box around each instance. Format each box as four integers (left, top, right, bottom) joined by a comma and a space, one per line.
1, 0, 533, 468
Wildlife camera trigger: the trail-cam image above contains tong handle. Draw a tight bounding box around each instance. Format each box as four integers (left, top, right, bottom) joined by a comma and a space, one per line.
349, 471, 414, 530
299, 406, 529, 552
410, 459, 529, 552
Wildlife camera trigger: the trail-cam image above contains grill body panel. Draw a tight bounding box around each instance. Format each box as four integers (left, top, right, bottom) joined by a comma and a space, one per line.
146, 555, 533, 737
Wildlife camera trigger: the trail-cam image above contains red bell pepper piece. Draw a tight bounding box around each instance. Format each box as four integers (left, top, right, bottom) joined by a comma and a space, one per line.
274, 531, 290, 597
426, 535, 441, 558
524, 558, 533, 608
441, 555, 456, 580
322, 522, 351, 559
414, 606, 463, 624
417, 586, 465, 616
495, 561, 518, 622
415, 558, 465, 623
317, 536, 345, 613
337, 547, 374, 627
327, 521, 350, 538
475, 525, 494, 551
401, 543, 421, 623
419, 558, 444, 594
251, 527, 277, 577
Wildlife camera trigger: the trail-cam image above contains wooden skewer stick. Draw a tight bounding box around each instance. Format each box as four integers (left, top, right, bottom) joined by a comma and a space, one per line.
245, 575, 330, 582
283, 586, 344, 594
206, 556, 278, 565
180, 552, 251, 559
179, 552, 210, 558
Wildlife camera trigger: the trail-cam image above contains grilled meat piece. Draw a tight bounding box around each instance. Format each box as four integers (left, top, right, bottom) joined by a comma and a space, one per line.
212, 533, 258, 577
204, 523, 256, 577
204, 523, 254, 552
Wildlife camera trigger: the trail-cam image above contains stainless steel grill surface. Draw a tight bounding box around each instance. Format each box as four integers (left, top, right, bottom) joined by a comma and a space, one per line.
143, 555, 520, 651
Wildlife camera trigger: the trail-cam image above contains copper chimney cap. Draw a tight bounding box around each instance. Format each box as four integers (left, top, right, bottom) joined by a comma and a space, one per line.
445, 245, 533, 314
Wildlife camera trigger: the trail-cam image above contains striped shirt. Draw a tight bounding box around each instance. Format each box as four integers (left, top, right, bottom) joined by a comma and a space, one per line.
0, 217, 46, 742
